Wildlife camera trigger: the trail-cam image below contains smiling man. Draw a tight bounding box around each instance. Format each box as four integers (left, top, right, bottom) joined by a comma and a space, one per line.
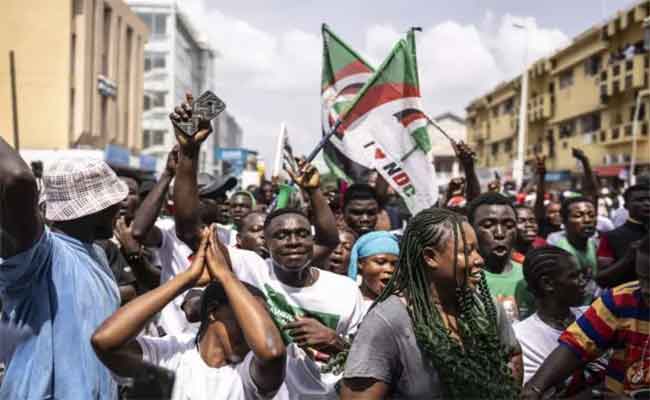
468, 192, 531, 322
227, 208, 365, 399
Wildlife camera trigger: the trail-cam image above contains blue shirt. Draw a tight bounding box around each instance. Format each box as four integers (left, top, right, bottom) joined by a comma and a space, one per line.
0, 228, 119, 399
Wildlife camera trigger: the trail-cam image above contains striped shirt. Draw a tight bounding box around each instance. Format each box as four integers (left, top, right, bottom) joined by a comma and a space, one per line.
559, 281, 650, 394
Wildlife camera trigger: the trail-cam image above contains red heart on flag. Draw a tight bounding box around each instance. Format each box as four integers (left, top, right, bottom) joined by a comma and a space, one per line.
375, 148, 386, 159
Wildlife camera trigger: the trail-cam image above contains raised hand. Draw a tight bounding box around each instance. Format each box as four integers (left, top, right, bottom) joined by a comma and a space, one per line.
288, 157, 321, 191
206, 225, 233, 281
165, 145, 180, 176
571, 147, 587, 161
186, 228, 212, 287
114, 216, 141, 255
169, 92, 212, 151
452, 140, 476, 167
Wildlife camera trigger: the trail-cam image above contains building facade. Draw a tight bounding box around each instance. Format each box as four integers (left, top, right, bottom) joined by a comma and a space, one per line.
430, 113, 466, 186
0, 0, 149, 169
466, 1, 650, 185
128, 0, 243, 175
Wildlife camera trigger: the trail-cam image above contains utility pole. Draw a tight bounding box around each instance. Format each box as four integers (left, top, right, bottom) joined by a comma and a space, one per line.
630, 89, 649, 186
9, 51, 20, 151
513, 23, 529, 189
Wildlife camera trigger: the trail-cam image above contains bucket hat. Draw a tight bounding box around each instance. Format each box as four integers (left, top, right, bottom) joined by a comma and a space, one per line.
44, 159, 128, 221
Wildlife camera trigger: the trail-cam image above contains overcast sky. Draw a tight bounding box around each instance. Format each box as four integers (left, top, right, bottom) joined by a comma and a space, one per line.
183, 0, 638, 170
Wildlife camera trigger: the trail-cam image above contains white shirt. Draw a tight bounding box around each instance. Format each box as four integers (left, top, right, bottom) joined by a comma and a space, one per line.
136, 334, 288, 400
151, 219, 197, 336
513, 308, 586, 383
227, 247, 366, 399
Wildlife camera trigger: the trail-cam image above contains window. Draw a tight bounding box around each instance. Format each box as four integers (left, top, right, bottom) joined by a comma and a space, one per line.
630, 104, 647, 121
559, 120, 576, 138
143, 130, 151, 148
491, 142, 499, 156
143, 92, 166, 110
492, 108, 499, 118
137, 13, 166, 36
144, 52, 166, 72
153, 130, 165, 145
559, 68, 574, 89
584, 55, 601, 76
504, 138, 513, 153
580, 112, 601, 133
502, 98, 514, 114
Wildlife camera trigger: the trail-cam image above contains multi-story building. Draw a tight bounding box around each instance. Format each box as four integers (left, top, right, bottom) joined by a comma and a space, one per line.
466, 1, 650, 187
127, 0, 243, 175
0, 0, 150, 170
429, 113, 467, 186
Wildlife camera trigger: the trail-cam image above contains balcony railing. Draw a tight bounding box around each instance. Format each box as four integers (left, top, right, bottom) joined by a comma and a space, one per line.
600, 54, 649, 97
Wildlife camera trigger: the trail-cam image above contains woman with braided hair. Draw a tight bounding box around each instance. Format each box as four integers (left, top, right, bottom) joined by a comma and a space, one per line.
340, 207, 522, 399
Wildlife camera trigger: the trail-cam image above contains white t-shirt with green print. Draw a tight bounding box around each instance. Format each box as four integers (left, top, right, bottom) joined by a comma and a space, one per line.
227, 246, 366, 399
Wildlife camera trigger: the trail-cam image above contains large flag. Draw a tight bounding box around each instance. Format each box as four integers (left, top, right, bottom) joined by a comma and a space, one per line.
321, 24, 375, 182
335, 37, 438, 213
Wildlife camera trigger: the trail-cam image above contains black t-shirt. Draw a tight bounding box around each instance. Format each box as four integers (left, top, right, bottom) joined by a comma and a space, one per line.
538, 219, 561, 239
95, 240, 137, 287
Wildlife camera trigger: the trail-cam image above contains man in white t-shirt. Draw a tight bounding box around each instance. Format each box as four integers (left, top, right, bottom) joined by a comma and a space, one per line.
514, 246, 605, 397
130, 146, 236, 335
91, 231, 288, 400
228, 207, 366, 399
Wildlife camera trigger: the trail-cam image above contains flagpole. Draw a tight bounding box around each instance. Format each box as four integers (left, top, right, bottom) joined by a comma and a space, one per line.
306, 119, 342, 162
272, 122, 286, 182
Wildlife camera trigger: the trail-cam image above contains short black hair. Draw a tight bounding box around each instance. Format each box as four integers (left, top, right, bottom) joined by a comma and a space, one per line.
240, 210, 267, 230
263, 207, 309, 231
343, 184, 378, 208
466, 192, 515, 225
560, 196, 593, 222
513, 204, 533, 212
196, 281, 264, 344
623, 184, 650, 204
523, 246, 574, 297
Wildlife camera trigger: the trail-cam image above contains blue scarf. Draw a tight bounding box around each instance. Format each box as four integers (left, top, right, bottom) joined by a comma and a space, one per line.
348, 231, 399, 280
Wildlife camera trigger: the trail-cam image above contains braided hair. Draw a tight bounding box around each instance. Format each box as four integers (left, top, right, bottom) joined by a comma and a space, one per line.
376, 207, 519, 399
523, 246, 573, 297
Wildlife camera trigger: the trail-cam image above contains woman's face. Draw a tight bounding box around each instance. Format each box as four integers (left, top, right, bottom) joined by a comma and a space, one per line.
359, 253, 398, 300
424, 222, 485, 289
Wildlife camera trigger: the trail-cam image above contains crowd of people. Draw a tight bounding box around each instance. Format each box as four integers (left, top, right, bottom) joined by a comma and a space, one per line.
0, 94, 648, 399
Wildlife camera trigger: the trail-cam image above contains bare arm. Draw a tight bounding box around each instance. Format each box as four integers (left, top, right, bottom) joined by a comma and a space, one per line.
340, 378, 390, 400
131, 146, 178, 247
534, 154, 547, 224
573, 148, 599, 214
205, 237, 286, 394
131, 174, 172, 247
453, 141, 480, 202
91, 233, 211, 377
0, 137, 42, 258
115, 216, 161, 291
170, 95, 212, 251
374, 173, 390, 207
289, 159, 339, 266
521, 345, 584, 400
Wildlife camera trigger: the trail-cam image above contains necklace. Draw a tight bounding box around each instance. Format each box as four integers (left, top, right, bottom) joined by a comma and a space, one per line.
538, 311, 576, 331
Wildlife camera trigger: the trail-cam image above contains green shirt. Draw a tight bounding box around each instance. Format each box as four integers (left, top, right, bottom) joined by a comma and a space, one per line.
484, 261, 534, 321
553, 235, 598, 305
